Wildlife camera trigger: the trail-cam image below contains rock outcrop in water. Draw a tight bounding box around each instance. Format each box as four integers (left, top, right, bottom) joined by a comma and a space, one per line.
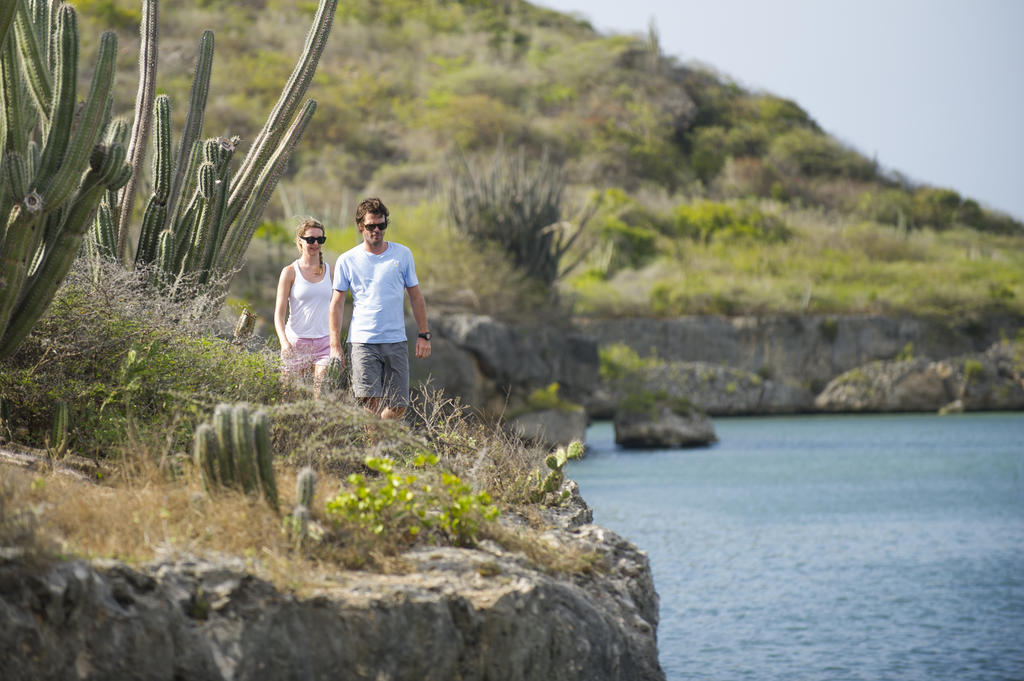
814, 343, 1024, 413
0, 489, 664, 681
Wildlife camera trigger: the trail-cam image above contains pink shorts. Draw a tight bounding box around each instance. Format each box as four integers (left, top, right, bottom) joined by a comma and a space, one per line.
283, 335, 331, 372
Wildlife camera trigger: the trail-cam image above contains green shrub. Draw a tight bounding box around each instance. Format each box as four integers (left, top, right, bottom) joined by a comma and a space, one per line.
523, 383, 583, 413
0, 262, 281, 458
326, 454, 499, 546
856, 189, 914, 227
673, 201, 790, 244
598, 343, 658, 383
963, 359, 985, 384
598, 217, 659, 271
769, 128, 877, 179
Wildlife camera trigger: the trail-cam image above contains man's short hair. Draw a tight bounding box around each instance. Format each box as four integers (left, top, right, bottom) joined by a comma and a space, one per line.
355, 197, 389, 227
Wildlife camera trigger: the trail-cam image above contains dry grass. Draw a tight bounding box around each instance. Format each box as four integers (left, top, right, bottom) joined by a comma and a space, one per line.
0, 383, 590, 590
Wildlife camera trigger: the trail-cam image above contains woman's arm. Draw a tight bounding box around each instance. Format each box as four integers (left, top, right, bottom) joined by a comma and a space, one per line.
274, 265, 296, 353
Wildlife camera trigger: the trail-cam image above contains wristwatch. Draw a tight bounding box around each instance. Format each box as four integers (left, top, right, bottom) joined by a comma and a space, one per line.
417, 331, 432, 341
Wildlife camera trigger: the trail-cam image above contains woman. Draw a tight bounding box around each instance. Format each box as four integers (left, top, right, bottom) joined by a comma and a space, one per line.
274, 217, 332, 394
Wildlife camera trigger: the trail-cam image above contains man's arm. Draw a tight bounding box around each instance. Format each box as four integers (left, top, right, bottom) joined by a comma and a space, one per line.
407, 285, 431, 359
329, 289, 346, 362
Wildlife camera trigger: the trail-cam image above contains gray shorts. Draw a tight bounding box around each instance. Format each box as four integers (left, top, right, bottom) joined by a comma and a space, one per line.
349, 342, 410, 406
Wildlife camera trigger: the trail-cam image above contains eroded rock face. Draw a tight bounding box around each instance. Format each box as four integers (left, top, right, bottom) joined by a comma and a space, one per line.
814, 345, 1024, 413
417, 314, 599, 412
597, 361, 813, 417
614, 406, 717, 449
508, 408, 588, 449
582, 315, 1023, 394
0, 521, 664, 681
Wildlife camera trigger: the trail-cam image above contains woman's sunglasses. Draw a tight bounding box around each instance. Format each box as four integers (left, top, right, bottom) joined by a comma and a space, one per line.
299, 235, 326, 244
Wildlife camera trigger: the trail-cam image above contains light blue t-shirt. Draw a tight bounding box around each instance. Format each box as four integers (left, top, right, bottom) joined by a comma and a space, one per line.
333, 241, 419, 343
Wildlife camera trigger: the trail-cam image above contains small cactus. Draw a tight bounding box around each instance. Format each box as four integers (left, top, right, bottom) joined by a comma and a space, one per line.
193, 403, 278, 510
291, 505, 311, 541
193, 422, 219, 491
296, 467, 316, 508
0, 395, 11, 441
48, 400, 69, 457
253, 409, 278, 511
288, 467, 317, 544
531, 440, 583, 504
212, 403, 235, 484
231, 404, 257, 493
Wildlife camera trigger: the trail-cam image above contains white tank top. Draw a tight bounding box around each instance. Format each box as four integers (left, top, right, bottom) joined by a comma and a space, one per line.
285, 260, 332, 340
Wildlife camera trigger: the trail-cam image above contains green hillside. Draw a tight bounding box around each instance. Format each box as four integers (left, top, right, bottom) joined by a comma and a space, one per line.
76, 0, 1024, 322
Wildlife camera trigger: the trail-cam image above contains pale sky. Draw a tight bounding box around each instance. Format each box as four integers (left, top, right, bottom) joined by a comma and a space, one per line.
536, 0, 1024, 221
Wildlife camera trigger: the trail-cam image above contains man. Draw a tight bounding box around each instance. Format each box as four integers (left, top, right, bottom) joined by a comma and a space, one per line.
329, 197, 431, 419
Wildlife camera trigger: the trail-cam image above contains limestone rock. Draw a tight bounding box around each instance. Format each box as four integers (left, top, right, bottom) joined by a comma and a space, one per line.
434, 314, 599, 404
0, 519, 663, 681
602, 360, 813, 416
614, 404, 717, 449
410, 315, 600, 417
508, 408, 588, 449
582, 314, 1024, 396
814, 347, 1024, 412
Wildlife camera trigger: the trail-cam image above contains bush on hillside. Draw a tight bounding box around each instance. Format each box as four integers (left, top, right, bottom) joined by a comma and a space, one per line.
673, 201, 791, 244
768, 128, 878, 180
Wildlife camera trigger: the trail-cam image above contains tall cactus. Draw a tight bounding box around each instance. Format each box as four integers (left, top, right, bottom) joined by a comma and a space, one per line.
115, 0, 158, 263
0, 2, 129, 359
115, 0, 337, 288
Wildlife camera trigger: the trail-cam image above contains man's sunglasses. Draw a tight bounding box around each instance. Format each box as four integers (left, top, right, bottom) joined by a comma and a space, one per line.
363, 223, 387, 232
299, 235, 326, 244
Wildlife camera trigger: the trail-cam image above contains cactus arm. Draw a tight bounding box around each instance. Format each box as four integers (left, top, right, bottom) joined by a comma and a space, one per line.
253, 410, 278, 511
1, 39, 28, 154
231, 405, 257, 493
92, 200, 117, 258
193, 422, 220, 491
134, 94, 171, 267
165, 30, 213, 229
0, 204, 42, 341
0, 0, 15, 58
154, 228, 176, 284
212, 403, 236, 485
170, 193, 199, 274
36, 30, 117, 214
169, 138, 202, 234
218, 99, 317, 273
3, 152, 29, 204
135, 199, 167, 268
12, 0, 51, 122
35, 3, 76, 187
115, 0, 158, 264
197, 169, 229, 282
224, 0, 336, 227
180, 161, 215, 275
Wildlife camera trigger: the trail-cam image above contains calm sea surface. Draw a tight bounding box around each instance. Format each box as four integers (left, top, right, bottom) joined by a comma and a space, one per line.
569, 413, 1024, 681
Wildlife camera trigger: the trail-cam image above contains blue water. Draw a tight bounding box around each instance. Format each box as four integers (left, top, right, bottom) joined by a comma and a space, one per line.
569, 413, 1024, 681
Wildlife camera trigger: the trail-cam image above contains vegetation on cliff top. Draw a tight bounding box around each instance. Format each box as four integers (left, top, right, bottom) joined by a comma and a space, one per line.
0, 259, 596, 581
70, 0, 1023, 325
